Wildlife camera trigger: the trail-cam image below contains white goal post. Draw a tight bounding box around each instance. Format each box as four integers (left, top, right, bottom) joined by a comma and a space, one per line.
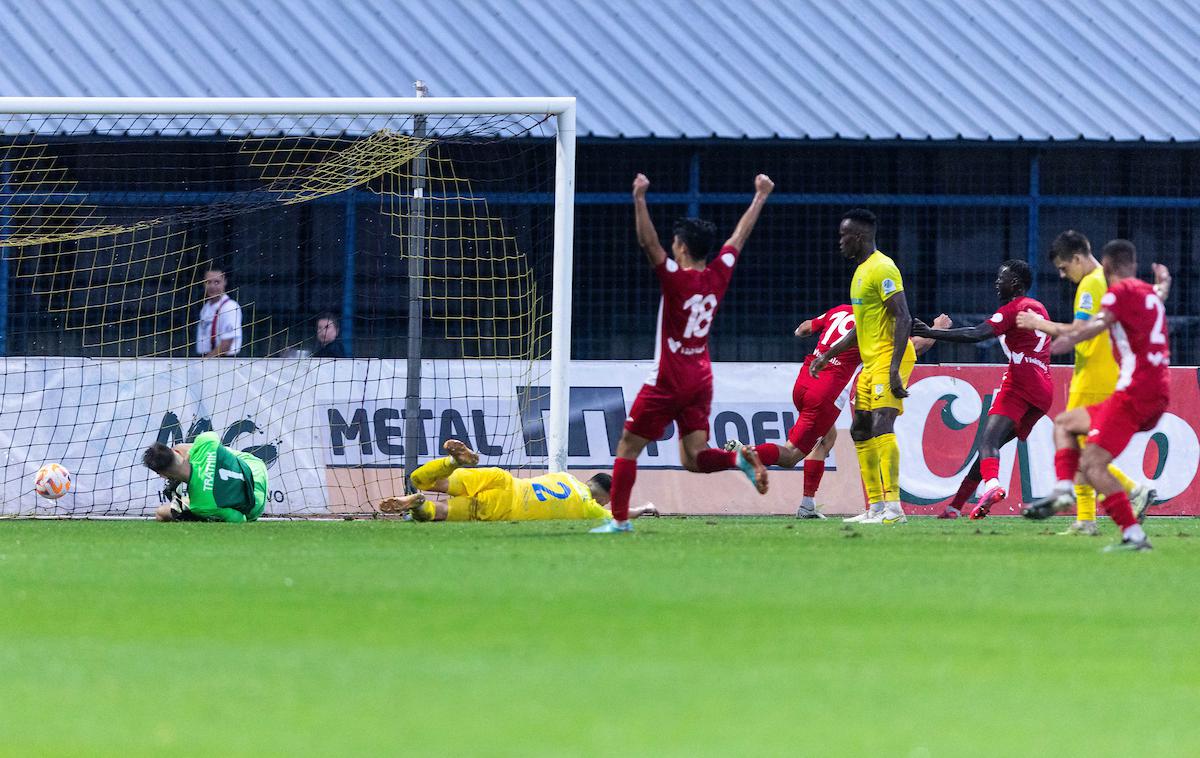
0, 95, 577, 484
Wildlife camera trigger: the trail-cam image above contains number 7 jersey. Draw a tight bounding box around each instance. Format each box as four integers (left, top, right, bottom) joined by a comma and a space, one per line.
647, 244, 740, 390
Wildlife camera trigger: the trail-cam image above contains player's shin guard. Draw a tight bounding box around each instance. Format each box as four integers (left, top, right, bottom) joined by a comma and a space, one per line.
803, 460, 825, 498
854, 437, 885, 505
1075, 484, 1097, 522
1108, 464, 1138, 495
753, 443, 781, 466
695, 448, 737, 473
1102, 490, 1137, 530
877, 433, 901, 503
610, 457, 637, 522
411, 456, 459, 491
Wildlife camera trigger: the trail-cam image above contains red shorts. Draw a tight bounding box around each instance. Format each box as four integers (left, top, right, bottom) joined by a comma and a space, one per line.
625, 381, 712, 441
988, 384, 1049, 440
1086, 390, 1169, 457
788, 378, 845, 454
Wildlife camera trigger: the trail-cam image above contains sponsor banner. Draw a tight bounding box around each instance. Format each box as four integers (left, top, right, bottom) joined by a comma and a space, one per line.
0, 358, 1195, 516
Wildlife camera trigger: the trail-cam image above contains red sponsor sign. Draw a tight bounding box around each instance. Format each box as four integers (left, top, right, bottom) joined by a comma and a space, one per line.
897, 365, 1197, 516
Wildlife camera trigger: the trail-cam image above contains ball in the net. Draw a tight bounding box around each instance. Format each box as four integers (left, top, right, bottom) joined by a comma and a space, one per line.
34, 463, 72, 499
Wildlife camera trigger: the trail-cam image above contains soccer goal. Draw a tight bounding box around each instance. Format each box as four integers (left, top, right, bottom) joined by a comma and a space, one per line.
0, 96, 576, 517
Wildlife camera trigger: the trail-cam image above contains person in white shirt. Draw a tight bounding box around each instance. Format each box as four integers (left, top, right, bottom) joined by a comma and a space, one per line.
195, 269, 243, 358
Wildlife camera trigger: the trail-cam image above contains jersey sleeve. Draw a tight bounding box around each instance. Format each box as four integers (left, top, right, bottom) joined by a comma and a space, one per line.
808, 309, 830, 334
874, 260, 904, 302
1075, 276, 1105, 321
987, 302, 1015, 336
584, 501, 609, 519
1100, 287, 1123, 322
709, 244, 740, 291
654, 257, 682, 294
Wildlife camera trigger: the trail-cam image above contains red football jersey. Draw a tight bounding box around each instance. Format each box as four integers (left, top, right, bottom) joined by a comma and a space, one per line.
646, 245, 739, 390
798, 304, 861, 390
988, 295, 1053, 409
1102, 278, 1170, 396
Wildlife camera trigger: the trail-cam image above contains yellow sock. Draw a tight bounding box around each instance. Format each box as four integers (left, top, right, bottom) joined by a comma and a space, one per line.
1074, 483, 1096, 522
854, 437, 884, 505
1108, 464, 1138, 495
410, 455, 458, 491
876, 433, 901, 502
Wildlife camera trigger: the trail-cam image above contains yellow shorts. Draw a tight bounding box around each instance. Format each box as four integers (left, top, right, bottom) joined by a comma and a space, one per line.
1066, 389, 1110, 411
446, 467, 517, 521
854, 350, 916, 413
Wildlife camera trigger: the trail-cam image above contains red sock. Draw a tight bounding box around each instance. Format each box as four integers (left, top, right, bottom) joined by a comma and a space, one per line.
1102, 490, 1136, 529
1054, 448, 1081, 483
949, 474, 981, 509
754, 443, 780, 466
803, 459, 825, 498
979, 456, 1000, 482
610, 457, 637, 521
695, 448, 737, 472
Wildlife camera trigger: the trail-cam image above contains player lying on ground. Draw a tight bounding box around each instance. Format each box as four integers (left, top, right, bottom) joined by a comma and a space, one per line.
810, 209, 916, 524
593, 172, 774, 535
378, 440, 658, 522
719, 309, 947, 519
142, 431, 269, 522
1018, 240, 1169, 552
912, 260, 1053, 520
1010, 232, 1165, 535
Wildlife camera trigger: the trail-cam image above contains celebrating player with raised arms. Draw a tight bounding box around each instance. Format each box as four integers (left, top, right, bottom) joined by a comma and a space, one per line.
591, 173, 774, 534
912, 260, 1052, 519
1020, 240, 1168, 552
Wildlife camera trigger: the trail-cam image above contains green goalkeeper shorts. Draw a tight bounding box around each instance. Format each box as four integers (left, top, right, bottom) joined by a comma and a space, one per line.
242, 453, 269, 521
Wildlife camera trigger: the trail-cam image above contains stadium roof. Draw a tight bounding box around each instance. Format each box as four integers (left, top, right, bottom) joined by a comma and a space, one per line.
1, 0, 1198, 141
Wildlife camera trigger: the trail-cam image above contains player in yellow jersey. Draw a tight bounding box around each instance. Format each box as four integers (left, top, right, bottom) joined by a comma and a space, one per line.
377, 440, 658, 522
1014, 231, 1166, 535
810, 209, 914, 525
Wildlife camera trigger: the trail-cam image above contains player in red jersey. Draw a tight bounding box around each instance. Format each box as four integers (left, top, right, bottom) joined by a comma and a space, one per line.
1020, 240, 1168, 552
719, 307, 947, 518
912, 260, 1053, 519
591, 172, 774, 534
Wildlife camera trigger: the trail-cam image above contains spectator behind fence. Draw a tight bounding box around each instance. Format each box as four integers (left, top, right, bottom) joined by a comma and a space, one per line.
195, 269, 243, 358
313, 312, 347, 358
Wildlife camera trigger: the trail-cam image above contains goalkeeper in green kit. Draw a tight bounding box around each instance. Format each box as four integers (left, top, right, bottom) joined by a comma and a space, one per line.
143, 431, 268, 522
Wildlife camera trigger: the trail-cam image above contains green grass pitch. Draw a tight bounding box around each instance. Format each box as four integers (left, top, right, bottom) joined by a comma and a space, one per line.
2, 517, 1198, 756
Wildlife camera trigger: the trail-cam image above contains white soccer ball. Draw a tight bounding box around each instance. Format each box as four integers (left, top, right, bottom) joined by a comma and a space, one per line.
34, 463, 72, 499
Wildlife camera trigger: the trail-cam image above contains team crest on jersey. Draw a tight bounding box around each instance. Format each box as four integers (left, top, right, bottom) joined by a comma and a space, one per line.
874, 383, 885, 397
881, 278, 897, 295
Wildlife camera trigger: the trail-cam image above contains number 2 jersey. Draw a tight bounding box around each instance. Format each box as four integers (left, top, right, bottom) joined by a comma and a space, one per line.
645, 245, 740, 391
988, 295, 1053, 410
1102, 278, 1170, 397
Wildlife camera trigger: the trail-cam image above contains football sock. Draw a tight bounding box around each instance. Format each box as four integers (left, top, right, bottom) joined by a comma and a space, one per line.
799, 495, 817, 509
410, 455, 458, 491
877, 433, 901, 503
1054, 448, 1081, 489
695, 448, 737, 472
979, 456, 1000, 485
1109, 464, 1138, 495
949, 473, 980, 510
1102, 490, 1136, 530
1122, 523, 1147, 542
854, 437, 885, 506
802, 460, 826, 498
610, 457, 637, 522
754, 443, 781, 466
1075, 484, 1097, 522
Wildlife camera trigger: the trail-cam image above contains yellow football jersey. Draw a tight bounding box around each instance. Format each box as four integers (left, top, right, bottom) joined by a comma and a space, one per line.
1070, 266, 1119, 395
511, 472, 609, 521
851, 250, 916, 370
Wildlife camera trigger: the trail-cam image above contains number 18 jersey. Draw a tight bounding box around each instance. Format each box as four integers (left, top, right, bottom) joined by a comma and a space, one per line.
646, 245, 739, 391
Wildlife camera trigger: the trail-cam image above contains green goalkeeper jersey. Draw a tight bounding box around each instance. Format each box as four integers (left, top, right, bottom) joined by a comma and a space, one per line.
185, 432, 268, 522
